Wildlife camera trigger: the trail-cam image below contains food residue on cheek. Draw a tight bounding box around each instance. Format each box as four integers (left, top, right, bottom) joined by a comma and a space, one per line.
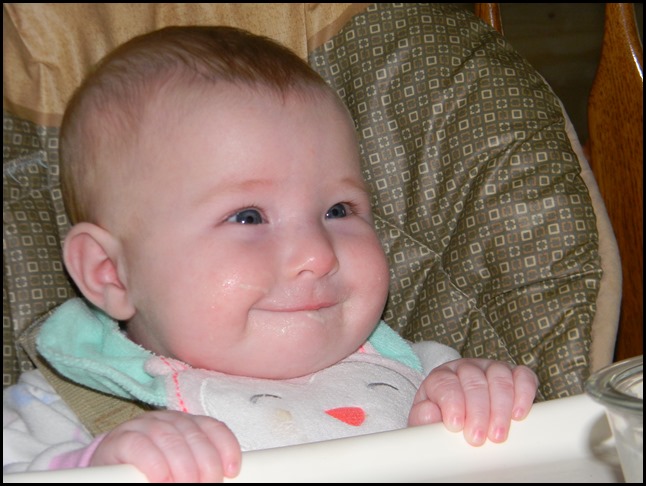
237, 283, 270, 294
219, 278, 269, 295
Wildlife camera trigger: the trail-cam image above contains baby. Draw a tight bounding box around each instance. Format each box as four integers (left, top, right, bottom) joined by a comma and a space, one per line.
3, 26, 537, 482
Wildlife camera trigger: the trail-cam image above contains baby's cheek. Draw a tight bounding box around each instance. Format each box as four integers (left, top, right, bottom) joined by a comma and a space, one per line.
369, 250, 391, 300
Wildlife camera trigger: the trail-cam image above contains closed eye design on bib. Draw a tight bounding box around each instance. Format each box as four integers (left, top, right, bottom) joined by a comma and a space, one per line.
250, 393, 282, 404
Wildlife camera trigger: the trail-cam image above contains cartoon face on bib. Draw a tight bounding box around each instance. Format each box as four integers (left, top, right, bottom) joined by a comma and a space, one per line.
146, 344, 423, 451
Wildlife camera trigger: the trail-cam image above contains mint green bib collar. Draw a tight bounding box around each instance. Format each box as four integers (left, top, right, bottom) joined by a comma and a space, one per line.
36, 298, 167, 406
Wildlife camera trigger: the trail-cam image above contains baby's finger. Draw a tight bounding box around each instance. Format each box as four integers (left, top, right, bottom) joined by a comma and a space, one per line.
416, 368, 467, 432
511, 365, 539, 420
456, 363, 491, 446
408, 398, 443, 426
483, 362, 515, 443
150, 418, 203, 482
153, 414, 240, 482
192, 415, 242, 480
91, 431, 172, 483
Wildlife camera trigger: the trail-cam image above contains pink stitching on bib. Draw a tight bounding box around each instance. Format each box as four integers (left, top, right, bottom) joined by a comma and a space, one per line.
159, 356, 188, 413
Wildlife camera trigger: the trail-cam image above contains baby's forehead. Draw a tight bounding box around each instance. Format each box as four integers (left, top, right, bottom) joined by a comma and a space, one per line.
148, 77, 341, 114
133, 79, 352, 146
108, 79, 356, 172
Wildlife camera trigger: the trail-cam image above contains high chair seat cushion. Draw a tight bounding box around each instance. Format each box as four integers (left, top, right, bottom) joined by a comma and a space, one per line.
4, 4, 619, 402
309, 4, 615, 399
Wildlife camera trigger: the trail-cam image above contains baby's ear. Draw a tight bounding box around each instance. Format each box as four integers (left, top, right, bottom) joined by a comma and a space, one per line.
63, 222, 135, 321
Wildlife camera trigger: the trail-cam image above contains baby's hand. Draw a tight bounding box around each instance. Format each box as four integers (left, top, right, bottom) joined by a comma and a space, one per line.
90, 410, 241, 482
408, 358, 538, 446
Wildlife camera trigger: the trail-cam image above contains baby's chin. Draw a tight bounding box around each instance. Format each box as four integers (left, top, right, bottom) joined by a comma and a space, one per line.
218, 345, 359, 381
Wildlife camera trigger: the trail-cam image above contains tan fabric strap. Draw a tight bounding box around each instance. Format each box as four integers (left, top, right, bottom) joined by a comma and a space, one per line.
18, 310, 153, 437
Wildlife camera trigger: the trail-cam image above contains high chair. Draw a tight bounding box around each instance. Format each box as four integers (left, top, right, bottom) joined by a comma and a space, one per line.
3, 3, 642, 482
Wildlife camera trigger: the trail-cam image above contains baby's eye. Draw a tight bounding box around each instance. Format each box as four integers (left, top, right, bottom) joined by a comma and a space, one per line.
326, 203, 349, 219
228, 208, 264, 224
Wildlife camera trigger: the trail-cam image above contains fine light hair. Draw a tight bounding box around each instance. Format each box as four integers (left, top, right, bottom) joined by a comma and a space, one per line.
60, 25, 336, 224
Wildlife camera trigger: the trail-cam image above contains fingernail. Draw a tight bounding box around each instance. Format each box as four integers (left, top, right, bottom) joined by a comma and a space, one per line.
512, 407, 525, 420
449, 415, 463, 431
470, 428, 486, 445
226, 460, 240, 477
492, 426, 507, 442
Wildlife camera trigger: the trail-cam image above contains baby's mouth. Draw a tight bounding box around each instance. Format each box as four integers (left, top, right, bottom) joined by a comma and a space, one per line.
266, 302, 335, 313
252, 300, 340, 321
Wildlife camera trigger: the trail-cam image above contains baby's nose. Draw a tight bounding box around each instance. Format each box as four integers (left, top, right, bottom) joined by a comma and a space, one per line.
325, 406, 365, 426
285, 225, 339, 279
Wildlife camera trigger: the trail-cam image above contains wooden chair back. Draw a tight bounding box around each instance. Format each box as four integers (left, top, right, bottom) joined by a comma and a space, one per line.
475, 3, 643, 362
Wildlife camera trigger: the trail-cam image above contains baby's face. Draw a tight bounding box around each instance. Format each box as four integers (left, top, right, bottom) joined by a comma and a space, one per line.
112, 85, 390, 379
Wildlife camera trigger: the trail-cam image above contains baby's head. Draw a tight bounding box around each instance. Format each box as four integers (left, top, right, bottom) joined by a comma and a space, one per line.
60, 25, 331, 226
60, 26, 391, 379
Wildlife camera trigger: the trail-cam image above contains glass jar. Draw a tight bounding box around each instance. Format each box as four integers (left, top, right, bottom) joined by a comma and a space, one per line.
585, 355, 643, 483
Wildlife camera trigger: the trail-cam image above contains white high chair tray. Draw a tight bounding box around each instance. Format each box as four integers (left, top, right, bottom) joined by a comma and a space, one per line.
3, 393, 624, 483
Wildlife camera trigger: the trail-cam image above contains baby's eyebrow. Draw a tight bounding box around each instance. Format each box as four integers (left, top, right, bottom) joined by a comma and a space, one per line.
194, 178, 274, 207
222, 178, 275, 192
341, 177, 371, 196
195, 176, 369, 207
